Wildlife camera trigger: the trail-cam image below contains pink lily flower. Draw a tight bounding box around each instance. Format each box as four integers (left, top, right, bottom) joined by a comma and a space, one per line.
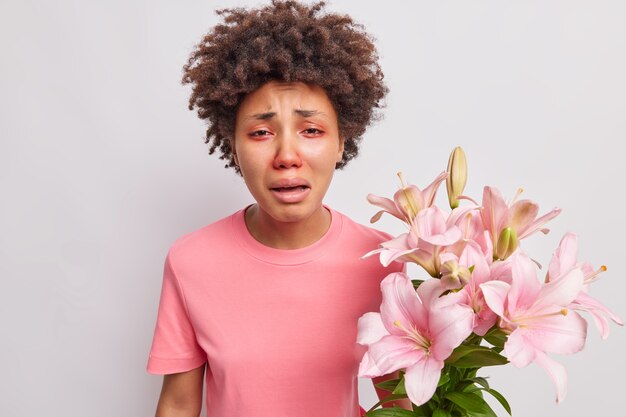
367, 171, 448, 224
444, 206, 494, 269
480, 252, 588, 403
357, 273, 474, 406
362, 206, 463, 277
439, 241, 512, 335
475, 186, 562, 260
545, 232, 623, 339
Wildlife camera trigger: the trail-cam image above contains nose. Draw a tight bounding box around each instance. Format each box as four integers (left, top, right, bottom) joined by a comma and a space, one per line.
273, 132, 302, 169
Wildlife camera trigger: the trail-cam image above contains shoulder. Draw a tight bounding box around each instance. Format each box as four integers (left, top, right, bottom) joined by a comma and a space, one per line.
331, 207, 406, 274
166, 208, 241, 265
333, 207, 394, 244
331, 207, 398, 263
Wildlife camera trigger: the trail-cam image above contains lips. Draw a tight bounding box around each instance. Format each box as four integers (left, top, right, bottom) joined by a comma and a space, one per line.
269, 178, 311, 191
269, 178, 311, 203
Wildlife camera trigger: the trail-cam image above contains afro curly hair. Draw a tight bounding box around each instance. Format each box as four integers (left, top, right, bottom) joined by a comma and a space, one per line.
181, 0, 388, 176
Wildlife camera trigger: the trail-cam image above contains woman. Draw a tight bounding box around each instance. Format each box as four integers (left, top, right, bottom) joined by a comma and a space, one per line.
146, 1, 411, 415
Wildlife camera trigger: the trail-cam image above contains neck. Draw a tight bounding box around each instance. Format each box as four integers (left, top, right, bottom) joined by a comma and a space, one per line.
244, 204, 331, 249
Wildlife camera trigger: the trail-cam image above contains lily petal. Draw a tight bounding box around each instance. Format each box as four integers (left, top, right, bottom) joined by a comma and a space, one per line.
480, 186, 510, 244
414, 206, 447, 239
446, 205, 481, 230
380, 272, 427, 335
379, 247, 419, 267
420, 225, 463, 247
517, 308, 587, 355
366, 334, 425, 375
428, 304, 474, 360
421, 171, 449, 208
393, 185, 424, 220
538, 267, 584, 307
480, 280, 511, 318
458, 240, 491, 282
416, 278, 445, 309
517, 207, 562, 240
404, 357, 445, 406
534, 351, 568, 404
509, 199, 539, 234
547, 232, 579, 280
508, 252, 541, 311
356, 312, 388, 345
572, 292, 624, 339
367, 194, 403, 223
504, 329, 536, 367
358, 350, 384, 378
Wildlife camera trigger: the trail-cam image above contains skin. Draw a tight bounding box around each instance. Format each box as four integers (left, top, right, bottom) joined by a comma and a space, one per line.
232, 80, 344, 249
154, 81, 412, 415
155, 364, 205, 417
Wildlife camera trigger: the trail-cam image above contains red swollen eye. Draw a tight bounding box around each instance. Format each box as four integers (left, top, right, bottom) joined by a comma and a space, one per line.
250, 129, 272, 137
302, 128, 323, 135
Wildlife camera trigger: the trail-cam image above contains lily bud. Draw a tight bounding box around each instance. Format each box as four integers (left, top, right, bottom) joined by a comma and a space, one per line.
446, 146, 468, 209
440, 259, 471, 291
495, 227, 518, 260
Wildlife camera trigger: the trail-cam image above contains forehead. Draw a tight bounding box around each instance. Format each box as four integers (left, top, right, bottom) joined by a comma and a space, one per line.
237, 80, 336, 114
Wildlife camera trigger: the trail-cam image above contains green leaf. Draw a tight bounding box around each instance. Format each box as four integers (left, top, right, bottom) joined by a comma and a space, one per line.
392, 376, 407, 395
445, 344, 478, 364
464, 333, 482, 345
462, 384, 482, 393
482, 387, 512, 416
448, 366, 463, 386
367, 394, 412, 413
374, 378, 402, 392
412, 279, 425, 289
365, 407, 418, 417
412, 403, 431, 416
483, 327, 507, 348
447, 347, 508, 368
433, 409, 452, 417
444, 392, 498, 417
437, 373, 451, 387
471, 377, 490, 390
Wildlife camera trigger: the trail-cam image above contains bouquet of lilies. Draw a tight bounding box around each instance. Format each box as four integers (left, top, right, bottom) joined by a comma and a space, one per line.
357, 147, 623, 417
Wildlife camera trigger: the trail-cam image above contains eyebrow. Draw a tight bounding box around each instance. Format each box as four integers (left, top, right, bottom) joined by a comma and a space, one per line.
247, 109, 327, 120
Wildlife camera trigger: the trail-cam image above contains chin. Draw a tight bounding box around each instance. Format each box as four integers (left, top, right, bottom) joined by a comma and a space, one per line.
263, 201, 320, 223
274, 205, 314, 221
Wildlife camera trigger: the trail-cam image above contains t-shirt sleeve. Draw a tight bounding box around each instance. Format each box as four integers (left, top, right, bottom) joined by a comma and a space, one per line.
146, 250, 207, 375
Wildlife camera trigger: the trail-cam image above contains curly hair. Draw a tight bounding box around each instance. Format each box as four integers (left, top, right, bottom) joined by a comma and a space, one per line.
181, 0, 388, 175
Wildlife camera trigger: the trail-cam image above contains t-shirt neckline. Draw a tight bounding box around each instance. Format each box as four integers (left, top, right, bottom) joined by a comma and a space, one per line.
232, 203, 342, 266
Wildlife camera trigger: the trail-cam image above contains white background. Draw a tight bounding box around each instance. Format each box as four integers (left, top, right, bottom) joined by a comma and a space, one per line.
1, 1, 625, 416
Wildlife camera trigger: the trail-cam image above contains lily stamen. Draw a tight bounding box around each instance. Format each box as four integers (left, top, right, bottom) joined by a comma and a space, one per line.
393, 319, 431, 349
464, 212, 472, 240
403, 203, 416, 228
509, 186, 524, 206
584, 265, 607, 285
514, 308, 568, 326
397, 171, 407, 188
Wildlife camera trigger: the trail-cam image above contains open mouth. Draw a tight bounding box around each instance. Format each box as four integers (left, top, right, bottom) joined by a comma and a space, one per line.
269, 185, 311, 203
270, 185, 310, 192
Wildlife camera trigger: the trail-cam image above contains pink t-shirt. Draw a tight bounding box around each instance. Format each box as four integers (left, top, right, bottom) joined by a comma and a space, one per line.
146, 204, 404, 417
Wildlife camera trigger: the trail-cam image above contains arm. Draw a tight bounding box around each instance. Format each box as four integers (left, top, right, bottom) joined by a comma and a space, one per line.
372, 370, 413, 411
155, 363, 206, 417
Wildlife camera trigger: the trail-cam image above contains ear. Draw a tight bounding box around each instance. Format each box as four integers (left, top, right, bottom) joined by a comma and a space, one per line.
229, 137, 238, 166
336, 136, 345, 163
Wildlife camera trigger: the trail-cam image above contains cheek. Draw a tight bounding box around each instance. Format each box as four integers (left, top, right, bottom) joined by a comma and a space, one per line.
305, 143, 342, 169
236, 142, 265, 170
